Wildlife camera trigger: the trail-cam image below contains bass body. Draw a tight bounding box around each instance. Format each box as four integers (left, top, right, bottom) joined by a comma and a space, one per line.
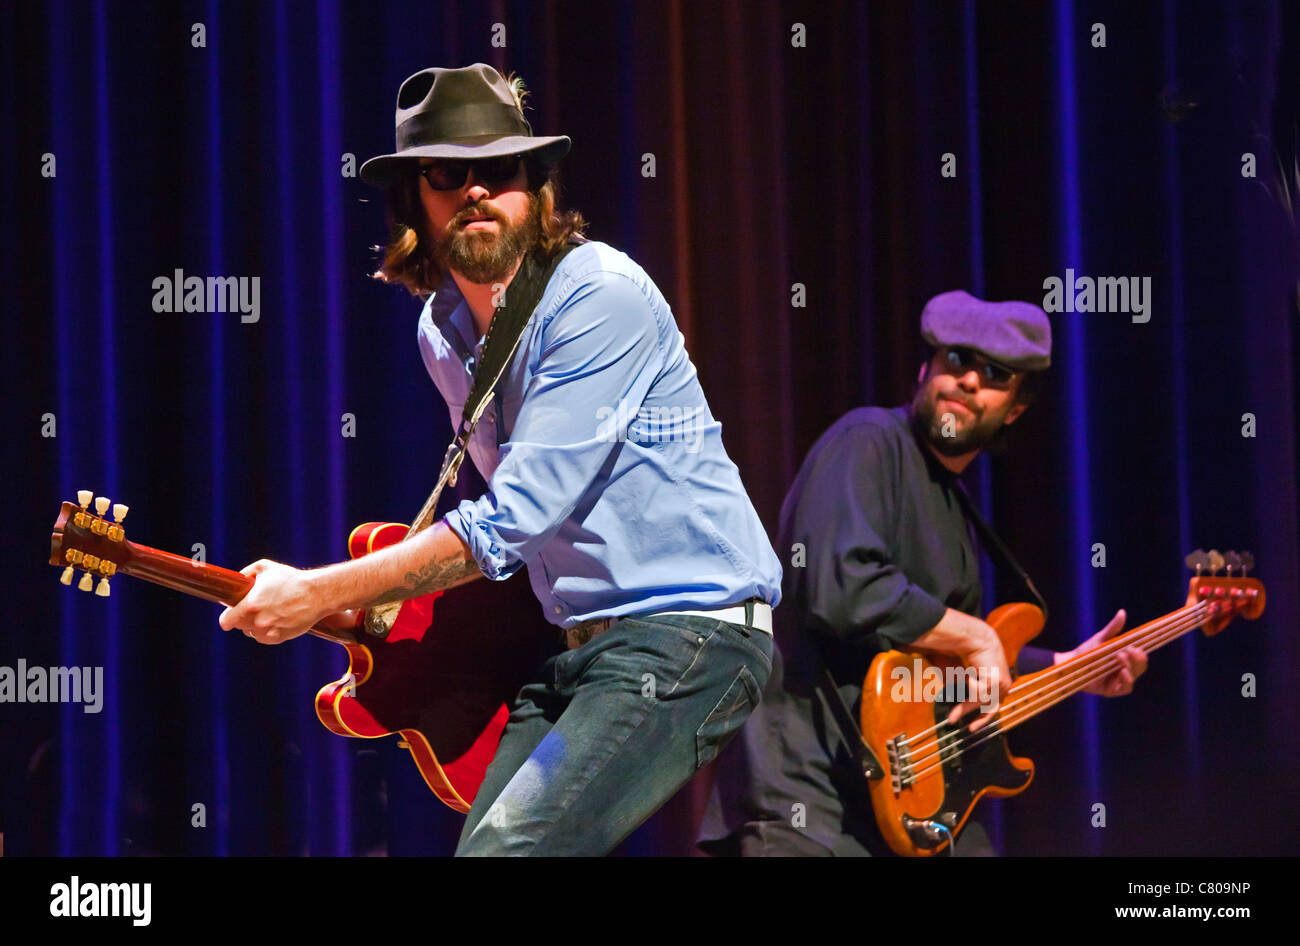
860, 602, 1042, 857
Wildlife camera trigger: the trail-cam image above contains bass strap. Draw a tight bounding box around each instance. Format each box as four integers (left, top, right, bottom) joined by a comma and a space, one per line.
364, 236, 585, 637
951, 482, 1050, 622
817, 666, 885, 781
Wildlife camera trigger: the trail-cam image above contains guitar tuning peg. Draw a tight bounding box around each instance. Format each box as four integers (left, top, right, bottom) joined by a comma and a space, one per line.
1223, 551, 1242, 575
1240, 551, 1254, 575
94, 577, 111, 597
1206, 549, 1225, 575
112, 503, 129, 523
77, 490, 93, 509
94, 496, 111, 516
77, 572, 93, 592
1184, 549, 1208, 574
60, 566, 75, 585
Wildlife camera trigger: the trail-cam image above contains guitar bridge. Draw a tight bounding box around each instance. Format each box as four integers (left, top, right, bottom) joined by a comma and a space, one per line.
886, 733, 915, 793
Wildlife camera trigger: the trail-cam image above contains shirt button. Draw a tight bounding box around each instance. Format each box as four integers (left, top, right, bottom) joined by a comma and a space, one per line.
553, 605, 563, 615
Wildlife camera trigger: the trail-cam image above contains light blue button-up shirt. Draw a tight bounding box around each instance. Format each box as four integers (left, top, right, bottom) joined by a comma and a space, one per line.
417, 240, 782, 628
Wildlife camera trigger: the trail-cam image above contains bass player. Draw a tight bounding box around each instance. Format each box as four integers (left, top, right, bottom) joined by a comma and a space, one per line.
698, 291, 1148, 856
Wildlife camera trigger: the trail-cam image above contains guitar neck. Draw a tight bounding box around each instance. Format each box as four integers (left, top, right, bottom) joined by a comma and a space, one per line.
1001, 601, 1208, 732
118, 540, 362, 644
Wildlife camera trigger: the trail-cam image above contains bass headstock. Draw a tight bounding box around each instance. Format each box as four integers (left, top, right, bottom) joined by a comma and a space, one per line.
1184, 548, 1266, 636
50, 490, 131, 596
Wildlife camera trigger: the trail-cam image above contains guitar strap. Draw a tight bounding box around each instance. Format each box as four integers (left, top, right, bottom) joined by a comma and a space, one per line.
951, 482, 1050, 622
364, 236, 585, 637
817, 667, 884, 780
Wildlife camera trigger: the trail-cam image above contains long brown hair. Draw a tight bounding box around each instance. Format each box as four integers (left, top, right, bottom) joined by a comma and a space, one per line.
372, 157, 587, 298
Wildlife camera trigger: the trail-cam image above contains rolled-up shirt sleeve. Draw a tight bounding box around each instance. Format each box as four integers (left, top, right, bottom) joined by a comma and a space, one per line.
793, 425, 948, 650
444, 269, 663, 579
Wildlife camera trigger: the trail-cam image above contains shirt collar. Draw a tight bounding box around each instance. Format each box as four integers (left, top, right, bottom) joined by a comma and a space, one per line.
428, 274, 484, 360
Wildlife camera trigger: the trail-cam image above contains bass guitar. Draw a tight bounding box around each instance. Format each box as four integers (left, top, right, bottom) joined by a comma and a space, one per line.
859, 550, 1265, 856
49, 490, 557, 812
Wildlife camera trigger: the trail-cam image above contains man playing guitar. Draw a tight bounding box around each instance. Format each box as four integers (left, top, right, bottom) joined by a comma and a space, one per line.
699, 291, 1148, 856
216, 64, 782, 856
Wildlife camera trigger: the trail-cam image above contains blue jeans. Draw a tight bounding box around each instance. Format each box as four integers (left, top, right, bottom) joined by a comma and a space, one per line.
456, 613, 774, 856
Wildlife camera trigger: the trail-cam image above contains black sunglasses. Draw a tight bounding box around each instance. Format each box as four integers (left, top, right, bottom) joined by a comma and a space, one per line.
942, 346, 1018, 386
418, 155, 523, 191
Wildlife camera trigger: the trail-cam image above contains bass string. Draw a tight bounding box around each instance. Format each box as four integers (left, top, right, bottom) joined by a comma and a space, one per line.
904, 602, 1204, 747
903, 608, 1206, 784
905, 606, 1207, 776
905, 607, 1209, 783
901, 604, 1209, 782
985, 603, 1208, 729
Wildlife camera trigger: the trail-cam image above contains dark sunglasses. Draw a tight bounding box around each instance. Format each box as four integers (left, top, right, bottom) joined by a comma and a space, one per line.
942, 346, 1018, 386
418, 155, 523, 191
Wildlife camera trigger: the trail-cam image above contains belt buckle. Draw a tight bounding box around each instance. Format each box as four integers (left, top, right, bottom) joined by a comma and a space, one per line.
565, 616, 613, 650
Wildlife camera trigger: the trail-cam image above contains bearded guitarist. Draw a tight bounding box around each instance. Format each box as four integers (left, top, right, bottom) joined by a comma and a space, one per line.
216, 64, 782, 855
699, 292, 1148, 856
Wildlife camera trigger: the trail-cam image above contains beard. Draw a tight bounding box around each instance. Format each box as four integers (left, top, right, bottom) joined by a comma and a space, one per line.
910, 381, 1010, 457
434, 193, 542, 285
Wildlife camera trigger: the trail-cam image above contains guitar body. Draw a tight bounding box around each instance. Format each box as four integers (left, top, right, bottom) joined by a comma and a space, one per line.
314, 522, 559, 812
860, 602, 1044, 856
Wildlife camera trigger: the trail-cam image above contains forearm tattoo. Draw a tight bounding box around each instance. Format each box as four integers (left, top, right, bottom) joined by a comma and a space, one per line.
363, 555, 480, 608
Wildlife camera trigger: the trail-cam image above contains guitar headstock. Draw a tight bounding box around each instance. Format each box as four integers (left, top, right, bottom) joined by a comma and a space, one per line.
50, 490, 131, 596
1184, 548, 1266, 636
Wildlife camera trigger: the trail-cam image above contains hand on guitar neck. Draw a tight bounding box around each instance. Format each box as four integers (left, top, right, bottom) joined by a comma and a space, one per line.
910, 605, 1147, 734
216, 559, 342, 645
1052, 608, 1148, 698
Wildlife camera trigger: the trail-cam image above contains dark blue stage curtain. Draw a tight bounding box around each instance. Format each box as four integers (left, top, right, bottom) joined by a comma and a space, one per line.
1, 0, 1296, 856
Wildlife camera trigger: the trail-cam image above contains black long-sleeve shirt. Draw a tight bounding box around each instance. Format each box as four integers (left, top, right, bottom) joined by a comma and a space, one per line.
700, 405, 1050, 853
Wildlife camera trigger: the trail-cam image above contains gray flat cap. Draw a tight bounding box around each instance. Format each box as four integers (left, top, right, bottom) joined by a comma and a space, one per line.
920, 290, 1052, 371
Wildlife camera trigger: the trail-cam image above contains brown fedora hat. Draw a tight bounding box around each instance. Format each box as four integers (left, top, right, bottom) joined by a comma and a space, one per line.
360, 63, 570, 187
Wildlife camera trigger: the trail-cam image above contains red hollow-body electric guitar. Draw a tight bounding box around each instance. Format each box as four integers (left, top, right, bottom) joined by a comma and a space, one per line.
50, 492, 557, 812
